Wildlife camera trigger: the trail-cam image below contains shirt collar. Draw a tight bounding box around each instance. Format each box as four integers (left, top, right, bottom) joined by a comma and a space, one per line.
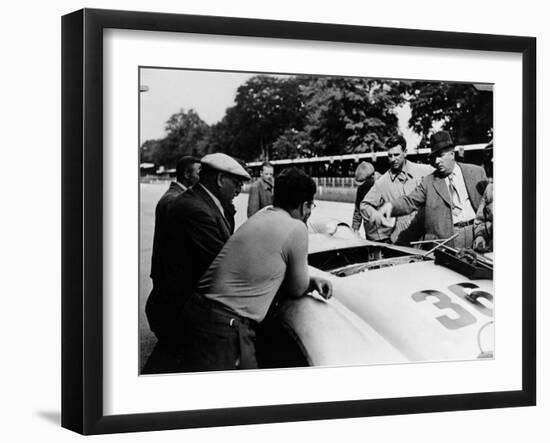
174, 181, 188, 192
198, 183, 225, 217
448, 163, 460, 181
261, 178, 273, 191
389, 160, 413, 182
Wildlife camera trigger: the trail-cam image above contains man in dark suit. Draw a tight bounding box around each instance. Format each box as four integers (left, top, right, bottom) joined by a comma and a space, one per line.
144, 153, 251, 373
149, 156, 201, 298
377, 131, 487, 249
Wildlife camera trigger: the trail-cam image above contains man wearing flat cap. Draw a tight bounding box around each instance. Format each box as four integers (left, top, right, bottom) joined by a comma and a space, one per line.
351, 161, 377, 238
376, 131, 487, 249
144, 152, 250, 373
360, 135, 433, 244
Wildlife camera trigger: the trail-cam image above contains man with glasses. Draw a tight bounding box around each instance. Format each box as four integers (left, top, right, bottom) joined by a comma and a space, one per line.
144, 153, 250, 373
375, 131, 488, 249
180, 167, 332, 371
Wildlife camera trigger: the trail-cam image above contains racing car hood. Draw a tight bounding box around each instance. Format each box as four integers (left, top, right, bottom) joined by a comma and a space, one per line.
310, 261, 494, 362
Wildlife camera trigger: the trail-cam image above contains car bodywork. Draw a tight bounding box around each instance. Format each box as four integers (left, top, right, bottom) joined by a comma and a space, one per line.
256, 221, 494, 369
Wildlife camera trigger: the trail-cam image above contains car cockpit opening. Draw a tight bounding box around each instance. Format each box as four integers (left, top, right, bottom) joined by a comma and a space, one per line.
308, 245, 424, 277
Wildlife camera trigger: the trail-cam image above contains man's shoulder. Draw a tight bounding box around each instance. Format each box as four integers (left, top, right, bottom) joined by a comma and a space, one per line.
250, 179, 264, 191
246, 208, 304, 233
458, 162, 485, 174
156, 184, 183, 210
171, 186, 213, 215
417, 170, 437, 186
376, 170, 393, 184
407, 160, 433, 174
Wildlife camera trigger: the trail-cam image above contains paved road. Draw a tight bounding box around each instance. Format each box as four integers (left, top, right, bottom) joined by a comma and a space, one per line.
139, 182, 355, 369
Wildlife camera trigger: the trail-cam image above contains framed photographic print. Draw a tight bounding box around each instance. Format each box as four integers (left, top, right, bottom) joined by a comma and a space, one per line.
62, 8, 536, 435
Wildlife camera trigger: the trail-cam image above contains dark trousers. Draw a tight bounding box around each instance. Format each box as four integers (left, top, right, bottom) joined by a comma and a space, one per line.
181, 293, 258, 372
142, 287, 187, 374
141, 339, 185, 374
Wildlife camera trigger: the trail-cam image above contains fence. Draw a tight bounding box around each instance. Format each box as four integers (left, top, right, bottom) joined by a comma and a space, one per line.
139, 175, 358, 203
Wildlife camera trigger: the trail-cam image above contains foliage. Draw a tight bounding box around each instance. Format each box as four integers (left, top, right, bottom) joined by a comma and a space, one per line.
214, 75, 309, 161
139, 75, 493, 168
300, 77, 406, 155
407, 82, 493, 147
142, 109, 210, 168
270, 129, 313, 160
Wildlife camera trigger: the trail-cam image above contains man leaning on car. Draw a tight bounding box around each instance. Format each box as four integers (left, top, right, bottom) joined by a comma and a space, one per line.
179, 167, 333, 372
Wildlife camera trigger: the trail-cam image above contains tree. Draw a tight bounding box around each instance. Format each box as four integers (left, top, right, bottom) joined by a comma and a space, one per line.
141, 109, 210, 167
271, 129, 312, 160
300, 77, 406, 156
216, 75, 309, 162
407, 82, 493, 146
139, 139, 162, 164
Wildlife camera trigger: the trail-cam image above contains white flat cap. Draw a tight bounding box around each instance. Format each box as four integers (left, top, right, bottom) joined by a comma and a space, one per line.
354, 161, 375, 184
201, 153, 251, 180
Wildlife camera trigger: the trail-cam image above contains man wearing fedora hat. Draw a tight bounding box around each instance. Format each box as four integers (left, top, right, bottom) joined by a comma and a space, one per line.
360, 135, 433, 244
144, 152, 251, 373
376, 130, 487, 249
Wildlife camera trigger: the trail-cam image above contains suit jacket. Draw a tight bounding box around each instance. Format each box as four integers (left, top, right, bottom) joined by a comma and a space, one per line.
391, 163, 487, 246
247, 178, 273, 217
473, 183, 493, 246
351, 177, 375, 235
146, 183, 233, 339
150, 181, 187, 283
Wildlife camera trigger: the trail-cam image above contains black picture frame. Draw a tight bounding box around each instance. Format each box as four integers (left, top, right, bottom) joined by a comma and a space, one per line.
61, 8, 536, 435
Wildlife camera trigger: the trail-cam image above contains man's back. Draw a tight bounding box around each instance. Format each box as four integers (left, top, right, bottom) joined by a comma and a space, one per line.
150, 182, 186, 283
197, 206, 308, 322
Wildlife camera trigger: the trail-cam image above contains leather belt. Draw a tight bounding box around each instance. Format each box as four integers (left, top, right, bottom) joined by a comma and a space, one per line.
190, 292, 257, 328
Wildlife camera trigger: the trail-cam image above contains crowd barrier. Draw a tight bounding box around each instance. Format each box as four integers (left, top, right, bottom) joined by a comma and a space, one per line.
139, 175, 359, 203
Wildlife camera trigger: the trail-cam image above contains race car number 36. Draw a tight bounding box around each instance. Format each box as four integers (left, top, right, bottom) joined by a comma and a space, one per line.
411, 283, 494, 330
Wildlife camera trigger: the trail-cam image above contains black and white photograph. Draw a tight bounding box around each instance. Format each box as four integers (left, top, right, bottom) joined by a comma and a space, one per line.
138, 68, 495, 375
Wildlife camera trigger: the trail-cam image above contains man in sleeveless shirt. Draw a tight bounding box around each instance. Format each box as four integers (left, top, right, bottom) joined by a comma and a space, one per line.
180, 167, 333, 371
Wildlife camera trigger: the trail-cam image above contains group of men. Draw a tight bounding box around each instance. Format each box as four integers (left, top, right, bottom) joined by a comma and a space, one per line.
143, 154, 331, 374
353, 130, 493, 252
143, 129, 493, 373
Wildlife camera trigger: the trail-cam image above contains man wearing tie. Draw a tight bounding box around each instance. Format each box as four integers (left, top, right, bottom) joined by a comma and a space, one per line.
377, 131, 487, 249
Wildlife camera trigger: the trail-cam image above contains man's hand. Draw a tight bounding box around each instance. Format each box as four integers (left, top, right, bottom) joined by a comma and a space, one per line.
379, 202, 393, 220
473, 236, 487, 252
369, 210, 385, 226
309, 276, 333, 300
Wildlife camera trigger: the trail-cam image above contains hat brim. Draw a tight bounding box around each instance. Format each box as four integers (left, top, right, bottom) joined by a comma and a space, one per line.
429, 143, 455, 157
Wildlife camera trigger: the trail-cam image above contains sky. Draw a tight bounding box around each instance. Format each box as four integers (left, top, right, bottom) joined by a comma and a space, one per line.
139, 68, 252, 143
139, 68, 421, 150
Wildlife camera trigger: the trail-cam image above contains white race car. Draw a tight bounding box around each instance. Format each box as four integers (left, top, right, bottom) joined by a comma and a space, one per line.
256, 220, 494, 369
